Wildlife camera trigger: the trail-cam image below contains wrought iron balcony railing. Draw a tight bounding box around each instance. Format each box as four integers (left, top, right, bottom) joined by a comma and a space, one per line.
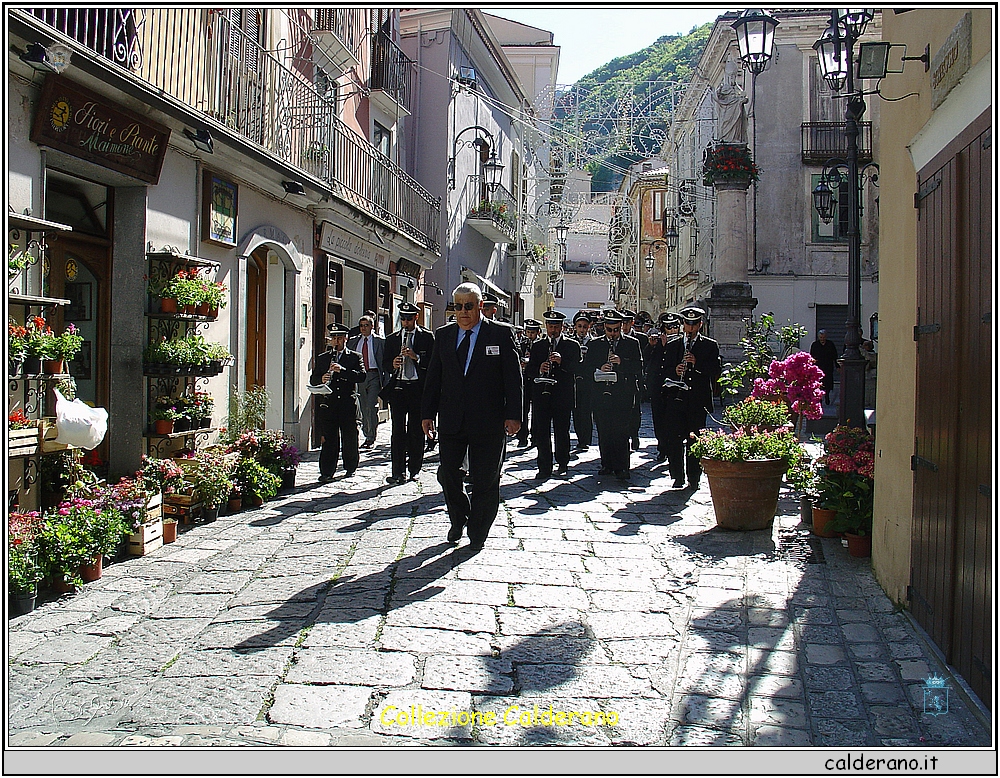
801, 122, 873, 164
312, 7, 366, 67
20, 8, 438, 252
370, 32, 413, 114
465, 177, 517, 244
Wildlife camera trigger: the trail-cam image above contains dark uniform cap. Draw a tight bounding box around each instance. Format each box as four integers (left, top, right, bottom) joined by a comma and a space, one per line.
573, 311, 591, 324
679, 307, 706, 324
602, 310, 624, 323
587, 311, 601, 322
636, 311, 653, 324
482, 292, 499, 306
542, 310, 567, 323
523, 318, 542, 330
398, 302, 419, 316
660, 312, 681, 326
327, 322, 350, 335
619, 309, 636, 320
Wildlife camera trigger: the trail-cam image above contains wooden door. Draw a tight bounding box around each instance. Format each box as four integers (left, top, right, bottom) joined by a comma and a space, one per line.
245, 249, 267, 389
911, 111, 991, 707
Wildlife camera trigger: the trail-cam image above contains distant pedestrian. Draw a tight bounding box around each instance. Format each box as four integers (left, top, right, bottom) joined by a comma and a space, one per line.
382, 303, 435, 484
310, 323, 365, 482
421, 283, 522, 553
810, 329, 839, 405
348, 315, 387, 448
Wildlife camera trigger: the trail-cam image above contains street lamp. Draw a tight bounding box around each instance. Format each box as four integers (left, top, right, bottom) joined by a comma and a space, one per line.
555, 220, 569, 246
732, 9, 779, 75
812, 7, 873, 428
482, 153, 504, 190
448, 125, 502, 190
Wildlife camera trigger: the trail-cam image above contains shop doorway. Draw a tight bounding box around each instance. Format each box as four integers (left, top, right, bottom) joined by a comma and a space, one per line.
245, 248, 267, 390
244, 245, 286, 430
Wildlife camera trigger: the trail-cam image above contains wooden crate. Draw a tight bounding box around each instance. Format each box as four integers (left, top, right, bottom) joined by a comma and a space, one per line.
8, 427, 39, 458
163, 494, 204, 524
127, 516, 163, 556
39, 419, 73, 453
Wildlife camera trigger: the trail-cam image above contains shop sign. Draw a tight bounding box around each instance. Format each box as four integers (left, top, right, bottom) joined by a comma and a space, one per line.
319, 221, 388, 273
30, 74, 169, 184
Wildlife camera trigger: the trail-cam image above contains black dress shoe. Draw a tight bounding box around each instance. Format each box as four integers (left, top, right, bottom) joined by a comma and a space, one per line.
386, 475, 403, 485
672, 478, 685, 488
447, 524, 464, 543
318, 474, 333, 484
555, 464, 568, 476
534, 471, 550, 481
466, 540, 485, 554
688, 478, 700, 490
616, 469, 631, 481
631, 437, 640, 450
360, 440, 374, 449
656, 452, 668, 463
409, 472, 419, 481
345, 470, 356, 477
598, 467, 613, 476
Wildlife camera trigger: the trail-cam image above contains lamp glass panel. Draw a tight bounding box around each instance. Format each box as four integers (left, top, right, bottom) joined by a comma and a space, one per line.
814, 23, 849, 91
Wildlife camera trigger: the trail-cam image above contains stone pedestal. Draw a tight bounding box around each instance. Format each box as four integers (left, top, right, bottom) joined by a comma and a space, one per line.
714, 179, 751, 284
706, 281, 757, 368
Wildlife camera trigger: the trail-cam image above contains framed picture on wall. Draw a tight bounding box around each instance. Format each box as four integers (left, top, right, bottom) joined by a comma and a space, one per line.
64, 282, 92, 321
202, 172, 238, 246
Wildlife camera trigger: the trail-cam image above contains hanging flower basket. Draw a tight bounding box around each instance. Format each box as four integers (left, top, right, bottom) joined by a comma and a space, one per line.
702, 142, 760, 186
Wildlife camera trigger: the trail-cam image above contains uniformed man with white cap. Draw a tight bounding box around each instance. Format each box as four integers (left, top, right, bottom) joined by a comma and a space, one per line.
516, 318, 542, 447
646, 312, 683, 463
569, 311, 595, 451
310, 322, 366, 482
619, 309, 644, 450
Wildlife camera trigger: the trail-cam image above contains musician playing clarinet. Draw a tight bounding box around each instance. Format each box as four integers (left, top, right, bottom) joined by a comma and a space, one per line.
381, 302, 435, 484
662, 307, 721, 490
581, 309, 642, 484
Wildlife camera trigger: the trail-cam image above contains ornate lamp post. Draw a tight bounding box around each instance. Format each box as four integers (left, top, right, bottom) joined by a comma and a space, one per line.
812, 8, 873, 428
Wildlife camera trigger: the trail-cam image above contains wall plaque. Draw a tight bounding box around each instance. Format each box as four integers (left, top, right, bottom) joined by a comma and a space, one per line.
931, 13, 972, 110
202, 172, 238, 246
30, 74, 169, 184
319, 221, 389, 273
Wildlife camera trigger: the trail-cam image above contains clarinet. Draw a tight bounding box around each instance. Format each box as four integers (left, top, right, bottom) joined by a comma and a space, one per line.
541, 340, 557, 396
603, 337, 617, 398
663, 337, 692, 393
395, 330, 412, 389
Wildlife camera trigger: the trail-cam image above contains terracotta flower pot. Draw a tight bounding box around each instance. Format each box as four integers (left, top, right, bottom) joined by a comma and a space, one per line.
52, 577, 76, 595
701, 457, 786, 531
249, 495, 264, 508
811, 507, 838, 538
42, 358, 65, 375
845, 532, 872, 558
183, 304, 197, 315
80, 554, 103, 582
207, 307, 219, 320
160, 297, 178, 314
153, 419, 174, 435
196, 302, 211, 317
227, 496, 243, 513
162, 520, 178, 543
22, 355, 42, 375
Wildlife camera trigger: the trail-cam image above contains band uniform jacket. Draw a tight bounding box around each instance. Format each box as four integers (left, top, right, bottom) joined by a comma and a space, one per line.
381, 326, 435, 393
524, 336, 581, 405
421, 319, 523, 436
310, 348, 366, 409
645, 335, 680, 395
580, 335, 643, 409
662, 334, 722, 415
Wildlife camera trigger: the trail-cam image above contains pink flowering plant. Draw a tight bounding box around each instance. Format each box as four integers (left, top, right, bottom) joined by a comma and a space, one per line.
751, 351, 826, 420
39, 498, 127, 586
816, 425, 875, 536
9, 511, 46, 592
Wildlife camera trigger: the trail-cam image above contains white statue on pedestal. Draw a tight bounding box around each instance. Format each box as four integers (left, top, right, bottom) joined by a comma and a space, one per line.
714, 55, 749, 145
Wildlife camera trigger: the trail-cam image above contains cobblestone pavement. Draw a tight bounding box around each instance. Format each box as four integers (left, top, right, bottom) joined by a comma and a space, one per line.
7, 412, 989, 748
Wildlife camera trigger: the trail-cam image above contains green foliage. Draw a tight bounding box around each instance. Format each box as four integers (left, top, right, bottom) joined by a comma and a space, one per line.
221, 387, 270, 444
821, 471, 874, 536
188, 451, 236, 509
691, 427, 812, 491
38, 499, 126, 585
722, 397, 790, 430
9, 539, 43, 592
144, 335, 232, 367
718, 313, 807, 397
231, 455, 280, 500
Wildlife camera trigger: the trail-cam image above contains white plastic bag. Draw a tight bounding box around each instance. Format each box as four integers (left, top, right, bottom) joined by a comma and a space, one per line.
53, 389, 108, 450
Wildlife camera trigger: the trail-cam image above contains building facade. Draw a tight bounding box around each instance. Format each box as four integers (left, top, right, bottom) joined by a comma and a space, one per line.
874, 8, 992, 710
7, 8, 439, 485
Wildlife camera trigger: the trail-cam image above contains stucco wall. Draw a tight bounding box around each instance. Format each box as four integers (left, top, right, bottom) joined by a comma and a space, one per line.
874, 8, 993, 603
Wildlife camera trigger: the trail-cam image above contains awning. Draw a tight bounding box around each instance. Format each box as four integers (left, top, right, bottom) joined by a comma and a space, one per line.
461, 267, 509, 302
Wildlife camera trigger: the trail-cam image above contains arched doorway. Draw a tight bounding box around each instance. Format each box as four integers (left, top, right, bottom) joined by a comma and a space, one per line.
245, 247, 267, 391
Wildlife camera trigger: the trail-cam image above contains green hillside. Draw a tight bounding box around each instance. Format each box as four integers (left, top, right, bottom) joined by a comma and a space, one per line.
552, 22, 714, 192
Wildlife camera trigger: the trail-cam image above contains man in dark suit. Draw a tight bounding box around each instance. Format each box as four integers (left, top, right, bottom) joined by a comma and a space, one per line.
381, 302, 435, 484
581, 310, 643, 483
620, 310, 644, 450
662, 307, 721, 489
421, 283, 522, 553
525, 310, 581, 479
516, 319, 542, 447
347, 315, 387, 448
310, 323, 366, 482
645, 312, 682, 463
569, 312, 594, 452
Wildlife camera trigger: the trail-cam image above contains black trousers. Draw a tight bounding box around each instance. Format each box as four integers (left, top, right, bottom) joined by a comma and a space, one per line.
631, 384, 642, 439
316, 399, 360, 477
573, 380, 593, 447
518, 378, 532, 443
594, 398, 631, 471
531, 391, 572, 475
665, 396, 708, 482
650, 389, 675, 455
388, 381, 424, 478
437, 427, 506, 545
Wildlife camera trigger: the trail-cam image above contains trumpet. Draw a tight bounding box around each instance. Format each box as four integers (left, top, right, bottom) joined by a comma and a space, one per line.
395, 330, 413, 389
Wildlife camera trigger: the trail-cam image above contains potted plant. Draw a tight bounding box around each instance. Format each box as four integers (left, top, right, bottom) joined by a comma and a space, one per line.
718, 313, 807, 398
190, 450, 236, 520
8, 409, 39, 457
151, 406, 180, 435
80, 502, 128, 581
38, 498, 105, 591
24, 315, 57, 374
9, 319, 28, 376
197, 280, 228, 318
9, 511, 45, 614
231, 455, 280, 507
817, 425, 875, 556
162, 516, 178, 543
164, 268, 203, 314
702, 141, 761, 187
691, 398, 811, 531
48, 323, 83, 374
750, 350, 826, 431
191, 392, 214, 428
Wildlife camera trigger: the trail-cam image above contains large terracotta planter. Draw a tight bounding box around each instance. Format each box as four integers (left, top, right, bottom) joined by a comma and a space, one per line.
162, 520, 177, 544
701, 457, 787, 531
811, 507, 838, 538
80, 554, 103, 582
845, 532, 872, 558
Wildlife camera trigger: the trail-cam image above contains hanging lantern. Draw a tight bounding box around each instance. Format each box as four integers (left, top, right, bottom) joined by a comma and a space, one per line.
732, 9, 779, 75
483, 154, 504, 189
814, 20, 850, 92
812, 179, 837, 223
838, 8, 874, 39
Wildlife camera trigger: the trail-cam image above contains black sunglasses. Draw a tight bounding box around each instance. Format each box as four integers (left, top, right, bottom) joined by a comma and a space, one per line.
454, 302, 479, 311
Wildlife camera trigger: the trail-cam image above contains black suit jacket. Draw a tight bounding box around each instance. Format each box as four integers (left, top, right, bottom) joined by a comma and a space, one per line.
525, 336, 581, 405
662, 334, 721, 414
421, 319, 523, 436
310, 348, 366, 406
381, 326, 435, 393
580, 335, 643, 408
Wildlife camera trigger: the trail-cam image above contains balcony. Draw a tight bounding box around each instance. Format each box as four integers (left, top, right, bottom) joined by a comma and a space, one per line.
370, 32, 413, 117
465, 177, 517, 245
311, 8, 365, 74
17, 9, 439, 252
801, 122, 873, 164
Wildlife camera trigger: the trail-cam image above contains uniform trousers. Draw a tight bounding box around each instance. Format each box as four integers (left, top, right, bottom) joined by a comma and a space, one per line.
664, 396, 708, 483
573, 380, 594, 447
531, 391, 572, 475
649, 390, 674, 455
437, 428, 506, 545
517, 378, 533, 444
594, 399, 632, 472
357, 371, 382, 441
387, 381, 424, 478
316, 399, 360, 477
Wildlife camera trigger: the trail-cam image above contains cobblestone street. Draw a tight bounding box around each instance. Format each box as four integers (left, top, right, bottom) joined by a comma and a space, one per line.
7, 416, 989, 750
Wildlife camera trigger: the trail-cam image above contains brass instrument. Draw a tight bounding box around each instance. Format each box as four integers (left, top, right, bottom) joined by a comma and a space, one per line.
395, 329, 414, 389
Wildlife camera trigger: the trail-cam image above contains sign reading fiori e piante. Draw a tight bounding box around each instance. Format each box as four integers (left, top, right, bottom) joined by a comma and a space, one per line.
31, 74, 169, 184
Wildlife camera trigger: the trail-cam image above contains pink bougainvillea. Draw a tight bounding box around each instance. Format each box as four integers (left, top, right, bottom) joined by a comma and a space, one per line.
750, 351, 825, 420
823, 425, 875, 478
